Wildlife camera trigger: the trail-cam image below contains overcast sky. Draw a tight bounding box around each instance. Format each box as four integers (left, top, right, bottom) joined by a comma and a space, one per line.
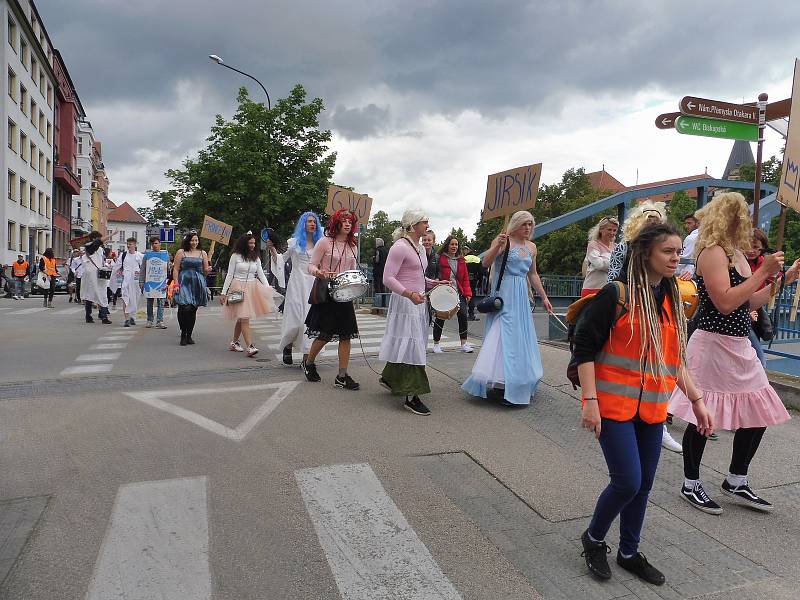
38, 0, 800, 237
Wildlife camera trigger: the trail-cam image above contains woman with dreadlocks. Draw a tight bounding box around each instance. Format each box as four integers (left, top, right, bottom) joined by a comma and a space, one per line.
573, 223, 713, 586
669, 192, 800, 515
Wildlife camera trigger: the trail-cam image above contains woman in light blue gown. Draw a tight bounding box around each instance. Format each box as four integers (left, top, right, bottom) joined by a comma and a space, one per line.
462, 211, 553, 406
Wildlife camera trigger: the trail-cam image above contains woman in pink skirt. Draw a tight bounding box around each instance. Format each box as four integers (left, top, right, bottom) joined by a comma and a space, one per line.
670, 192, 800, 514
219, 232, 274, 357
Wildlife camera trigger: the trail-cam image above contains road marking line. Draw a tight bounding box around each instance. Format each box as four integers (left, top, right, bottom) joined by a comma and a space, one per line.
124, 381, 300, 441
272, 340, 476, 361
60, 364, 114, 375
75, 353, 121, 362
8, 307, 49, 315
89, 343, 128, 350
295, 463, 462, 599
53, 307, 84, 315
85, 477, 211, 600
96, 336, 134, 342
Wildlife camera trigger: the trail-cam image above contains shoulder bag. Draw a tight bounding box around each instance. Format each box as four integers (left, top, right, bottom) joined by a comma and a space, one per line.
226, 257, 250, 304
477, 243, 510, 314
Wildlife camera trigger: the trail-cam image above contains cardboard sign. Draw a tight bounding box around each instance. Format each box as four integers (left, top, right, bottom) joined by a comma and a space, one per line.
200, 215, 233, 245
779, 59, 800, 214
143, 250, 169, 298
326, 185, 373, 223
482, 163, 542, 221
70, 234, 91, 249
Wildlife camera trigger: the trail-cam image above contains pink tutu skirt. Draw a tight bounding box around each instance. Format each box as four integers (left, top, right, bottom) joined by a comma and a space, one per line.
223, 279, 274, 321
669, 329, 790, 430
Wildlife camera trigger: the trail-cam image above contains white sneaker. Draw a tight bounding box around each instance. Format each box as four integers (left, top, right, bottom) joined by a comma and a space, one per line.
246, 345, 259, 357
432, 344, 444, 354
662, 426, 683, 453
229, 340, 244, 352
460, 343, 474, 353
145, 321, 154, 328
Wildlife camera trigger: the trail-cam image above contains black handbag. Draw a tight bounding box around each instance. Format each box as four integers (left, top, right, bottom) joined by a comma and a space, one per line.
477, 243, 510, 314
753, 306, 774, 341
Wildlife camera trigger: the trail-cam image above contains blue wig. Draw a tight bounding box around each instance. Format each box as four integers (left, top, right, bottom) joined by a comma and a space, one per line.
292, 211, 324, 251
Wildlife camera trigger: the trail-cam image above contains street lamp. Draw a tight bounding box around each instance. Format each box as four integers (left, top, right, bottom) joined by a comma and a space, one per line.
208, 54, 271, 110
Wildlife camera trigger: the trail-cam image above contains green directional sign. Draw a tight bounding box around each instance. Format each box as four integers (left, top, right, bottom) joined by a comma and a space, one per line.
675, 115, 758, 142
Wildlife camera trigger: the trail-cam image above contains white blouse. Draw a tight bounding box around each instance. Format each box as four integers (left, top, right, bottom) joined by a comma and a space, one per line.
221, 254, 268, 294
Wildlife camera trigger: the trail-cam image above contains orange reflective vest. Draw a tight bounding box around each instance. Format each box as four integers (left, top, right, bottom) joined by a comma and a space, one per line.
593, 295, 679, 424
42, 256, 57, 277
12, 260, 28, 277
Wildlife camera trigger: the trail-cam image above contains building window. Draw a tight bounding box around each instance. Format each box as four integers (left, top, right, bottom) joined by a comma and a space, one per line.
19, 178, 26, 208
38, 72, 44, 94
20, 84, 27, 114
31, 57, 37, 81
7, 17, 16, 52
7, 66, 16, 102
30, 99, 36, 125
38, 110, 44, 135
30, 142, 36, 170
46, 84, 52, 108
132, 231, 138, 241
38, 191, 44, 215
118, 230, 126, 242
77, 168, 82, 184
7, 221, 16, 251
46, 121, 52, 145
8, 170, 16, 200
7, 118, 16, 152
20, 37, 28, 69
20, 131, 27, 161
78, 137, 83, 155
46, 195, 51, 215
46, 159, 52, 181
29, 184, 35, 211
38, 151, 44, 176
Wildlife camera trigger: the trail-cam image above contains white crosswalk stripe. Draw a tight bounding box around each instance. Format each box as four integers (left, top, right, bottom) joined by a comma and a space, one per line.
8, 306, 48, 315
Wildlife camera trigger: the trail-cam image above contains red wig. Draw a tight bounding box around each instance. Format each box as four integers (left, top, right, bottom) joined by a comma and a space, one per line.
325, 209, 358, 246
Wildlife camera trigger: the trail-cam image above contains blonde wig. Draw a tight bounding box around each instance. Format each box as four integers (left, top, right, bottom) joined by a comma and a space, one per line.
587, 215, 620, 243
694, 192, 751, 260
624, 223, 688, 377
622, 201, 667, 242
392, 209, 429, 241
507, 210, 535, 239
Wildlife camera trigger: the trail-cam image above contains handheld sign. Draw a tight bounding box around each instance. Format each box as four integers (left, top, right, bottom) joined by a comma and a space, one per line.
260, 228, 270, 243
200, 215, 233, 245
326, 185, 373, 223
482, 163, 542, 221
778, 59, 800, 215
143, 250, 169, 299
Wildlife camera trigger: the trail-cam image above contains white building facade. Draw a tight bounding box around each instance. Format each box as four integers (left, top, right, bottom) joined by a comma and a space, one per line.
107, 202, 148, 255
1, 0, 57, 265
73, 118, 94, 235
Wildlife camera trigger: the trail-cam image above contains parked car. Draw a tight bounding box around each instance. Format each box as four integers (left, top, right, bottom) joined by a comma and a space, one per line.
30, 265, 68, 295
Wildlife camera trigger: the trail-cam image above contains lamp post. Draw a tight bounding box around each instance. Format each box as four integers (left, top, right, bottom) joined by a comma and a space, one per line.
208, 54, 271, 110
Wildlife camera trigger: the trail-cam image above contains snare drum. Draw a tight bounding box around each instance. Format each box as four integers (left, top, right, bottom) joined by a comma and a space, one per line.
329, 270, 369, 302
429, 284, 459, 319
677, 278, 699, 319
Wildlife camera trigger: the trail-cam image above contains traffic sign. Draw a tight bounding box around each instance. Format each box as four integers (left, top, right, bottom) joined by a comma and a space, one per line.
675, 116, 757, 142
260, 228, 270, 242
159, 227, 174, 243
679, 96, 757, 124
655, 112, 680, 129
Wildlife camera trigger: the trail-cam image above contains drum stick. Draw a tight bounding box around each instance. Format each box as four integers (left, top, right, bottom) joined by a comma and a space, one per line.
768, 281, 778, 311
790, 284, 800, 322
551, 313, 569, 332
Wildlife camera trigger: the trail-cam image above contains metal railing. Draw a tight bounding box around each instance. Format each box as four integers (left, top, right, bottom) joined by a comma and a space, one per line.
540, 275, 584, 298
764, 282, 800, 346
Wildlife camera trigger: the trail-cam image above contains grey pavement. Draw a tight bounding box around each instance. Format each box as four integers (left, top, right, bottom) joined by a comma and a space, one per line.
0, 295, 798, 599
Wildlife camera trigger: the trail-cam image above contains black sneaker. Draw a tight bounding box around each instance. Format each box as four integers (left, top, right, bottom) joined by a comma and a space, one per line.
101, 318, 112, 325
721, 479, 773, 512
680, 481, 723, 514
378, 377, 392, 391
580, 530, 611, 580
282, 347, 293, 365
616, 552, 665, 586
334, 374, 360, 390
404, 396, 431, 416
301, 359, 321, 382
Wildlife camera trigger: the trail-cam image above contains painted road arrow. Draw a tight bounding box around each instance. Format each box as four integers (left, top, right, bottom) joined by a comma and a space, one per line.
675, 115, 757, 142
655, 112, 681, 129
680, 96, 757, 124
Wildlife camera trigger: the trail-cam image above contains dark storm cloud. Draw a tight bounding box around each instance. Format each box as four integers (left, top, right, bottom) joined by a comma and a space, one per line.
34, 0, 800, 170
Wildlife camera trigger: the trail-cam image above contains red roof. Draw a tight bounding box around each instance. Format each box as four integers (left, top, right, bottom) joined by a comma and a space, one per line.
106, 199, 117, 209
586, 170, 626, 193
107, 202, 147, 224
587, 170, 709, 200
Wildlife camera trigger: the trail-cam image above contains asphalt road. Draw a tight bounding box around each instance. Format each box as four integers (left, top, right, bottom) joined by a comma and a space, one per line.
1, 296, 799, 599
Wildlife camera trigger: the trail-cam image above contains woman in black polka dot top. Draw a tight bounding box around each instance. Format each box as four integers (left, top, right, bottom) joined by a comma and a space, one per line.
669, 192, 800, 515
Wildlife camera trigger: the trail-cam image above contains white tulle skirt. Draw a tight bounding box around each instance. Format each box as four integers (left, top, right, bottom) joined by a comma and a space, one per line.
378, 292, 429, 366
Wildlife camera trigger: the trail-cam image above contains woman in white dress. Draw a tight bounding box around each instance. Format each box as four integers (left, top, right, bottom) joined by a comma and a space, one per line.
279, 212, 323, 365
114, 237, 144, 327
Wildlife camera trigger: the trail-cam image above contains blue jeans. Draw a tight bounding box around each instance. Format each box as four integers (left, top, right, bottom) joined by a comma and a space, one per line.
748, 328, 766, 369
588, 418, 663, 556
147, 297, 165, 322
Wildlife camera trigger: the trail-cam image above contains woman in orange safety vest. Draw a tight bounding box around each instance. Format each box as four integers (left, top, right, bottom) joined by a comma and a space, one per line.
572, 223, 713, 586
38, 248, 58, 308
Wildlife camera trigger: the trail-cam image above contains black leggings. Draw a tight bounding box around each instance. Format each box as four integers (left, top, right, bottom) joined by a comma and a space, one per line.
45, 275, 56, 302
682, 424, 767, 479
177, 304, 198, 335
433, 297, 468, 342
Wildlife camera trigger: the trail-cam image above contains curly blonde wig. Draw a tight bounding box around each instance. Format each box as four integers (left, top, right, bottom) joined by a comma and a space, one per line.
694, 192, 751, 259
622, 201, 666, 242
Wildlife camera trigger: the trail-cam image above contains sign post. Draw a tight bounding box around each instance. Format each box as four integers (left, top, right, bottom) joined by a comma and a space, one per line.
674, 116, 758, 141
482, 162, 542, 223
326, 186, 373, 224
752, 93, 769, 225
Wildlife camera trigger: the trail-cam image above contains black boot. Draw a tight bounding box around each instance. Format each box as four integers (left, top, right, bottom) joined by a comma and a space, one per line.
180, 332, 188, 346
282, 346, 293, 365
186, 331, 195, 345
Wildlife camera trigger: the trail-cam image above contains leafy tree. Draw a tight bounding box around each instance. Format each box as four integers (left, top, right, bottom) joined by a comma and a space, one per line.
151, 85, 335, 248
738, 155, 782, 202
139, 190, 180, 227
360, 210, 401, 266
665, 190, 697, 235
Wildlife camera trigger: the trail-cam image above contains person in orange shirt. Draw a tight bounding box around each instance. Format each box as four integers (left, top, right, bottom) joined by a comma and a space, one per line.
573, 223, 712, 586
11, 253, 29, 299
38, 248, 58, 307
